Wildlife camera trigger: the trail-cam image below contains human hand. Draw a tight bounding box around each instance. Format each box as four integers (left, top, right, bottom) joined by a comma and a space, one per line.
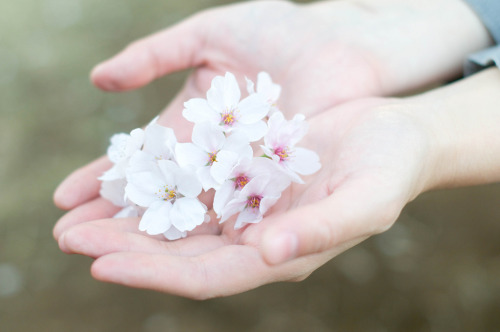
55, 97, 433, 298
54, 0, 491, 220
56, 67, 500, 298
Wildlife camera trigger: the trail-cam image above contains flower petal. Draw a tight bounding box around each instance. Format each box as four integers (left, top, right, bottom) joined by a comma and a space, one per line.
157, 159, 179, 185
175, 143, 208, 168
213, 180, 236, 217
139, 201, 172, 235
256, 71, 281, 104
170, 197, 207, 232
234, 208, 262, 229
222, 72, 241, 110
98, 164, 124, 181
245, 76, 255, 95
238, 175, 271, 198
163, 226, 187, 241
143, 121, 177, 160
191, 123, 226, 152
100, 179, 127, 207
114, 205, 140, 218
263, 111, 285, 148
235, 121, 268, 142
289, 147, 321, 175
125, 170, 164, 207
197, 166, 220, 191
223, 132, 253, 159
238, 94, 269, 124
107, 133, 131, 164
210, 150, 239, 184
220, 197, 246, 223
183, 98, 219, 124
259, 195, 280, 215
175, 166, 202, 198
206, 72, 241, 111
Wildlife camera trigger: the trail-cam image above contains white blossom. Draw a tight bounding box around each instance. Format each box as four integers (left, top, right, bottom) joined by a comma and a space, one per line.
246, 71, 281, 115
99, 128, 144, 181
213, 157, 281, 218
99, 178, 141, 218
220, 175, 290, 229
98, 71, 321, 236
262, 111, 321, 183
175, 123, 253, 191
125, 160, 207, 239
183, 72, 270, 141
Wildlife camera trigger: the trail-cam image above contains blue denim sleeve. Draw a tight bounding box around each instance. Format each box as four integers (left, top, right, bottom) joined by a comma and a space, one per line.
462, 0, 500, 75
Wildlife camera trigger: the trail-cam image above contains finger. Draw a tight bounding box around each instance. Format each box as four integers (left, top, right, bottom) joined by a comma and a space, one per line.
91, 12, 210, 92
53, 197, 120, 240
53, 156, 111, 210
59, 218, 224, 258
253, 177, 404, 265
90, 246, 278, 299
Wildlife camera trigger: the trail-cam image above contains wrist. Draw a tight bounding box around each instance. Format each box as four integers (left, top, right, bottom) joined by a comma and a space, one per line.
408, 68, 500, 191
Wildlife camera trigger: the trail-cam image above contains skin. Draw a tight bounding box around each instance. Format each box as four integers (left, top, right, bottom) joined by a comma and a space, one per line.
53, 0, 498, 299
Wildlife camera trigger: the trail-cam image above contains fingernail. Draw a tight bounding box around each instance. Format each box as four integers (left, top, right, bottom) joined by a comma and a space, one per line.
58, 232, 69, 253
265, 232, 298, 265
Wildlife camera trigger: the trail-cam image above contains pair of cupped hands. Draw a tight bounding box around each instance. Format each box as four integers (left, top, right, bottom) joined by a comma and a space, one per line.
53, 0, 493, 298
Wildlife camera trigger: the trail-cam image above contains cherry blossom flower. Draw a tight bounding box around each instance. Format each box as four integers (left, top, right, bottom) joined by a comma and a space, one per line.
142, 117, 177, 161
183, 72, 270, 141
220, 175, 289, 229
99, 178, 141, 218
246, 71, 281, 115
99, 71, 322, 236
99, 128, 144, 181
261, 111, 321, 183
125, 160, 207, 240
175, 123, 253, 191
127, 117, 178, 173
213, 157, 282, 218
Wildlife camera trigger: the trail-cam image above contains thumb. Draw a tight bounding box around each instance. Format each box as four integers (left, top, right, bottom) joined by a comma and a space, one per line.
91, 12, 209, 92
259, 179, 403, 265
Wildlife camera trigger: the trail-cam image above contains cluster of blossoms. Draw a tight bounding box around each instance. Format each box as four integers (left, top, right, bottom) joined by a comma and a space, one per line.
99, 72, 321, 240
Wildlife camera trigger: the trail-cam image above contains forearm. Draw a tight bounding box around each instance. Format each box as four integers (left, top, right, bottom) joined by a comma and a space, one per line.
414, 67, 500, 190
308, 0, 493, 94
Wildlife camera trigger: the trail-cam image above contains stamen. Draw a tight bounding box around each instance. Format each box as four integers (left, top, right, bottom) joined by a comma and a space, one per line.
207, 151, 218, 166
247, 195, 262, 209
234, 175, 250, 190
221, 109, 236, 126
274, 146, 289, 162
157, 185, 177, 201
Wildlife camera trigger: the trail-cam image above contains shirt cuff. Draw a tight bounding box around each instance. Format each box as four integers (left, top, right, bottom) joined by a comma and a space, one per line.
464, 45, 500, 76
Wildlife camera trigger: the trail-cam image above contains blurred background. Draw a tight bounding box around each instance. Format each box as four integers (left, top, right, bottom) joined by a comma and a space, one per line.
1, 0, 499, 331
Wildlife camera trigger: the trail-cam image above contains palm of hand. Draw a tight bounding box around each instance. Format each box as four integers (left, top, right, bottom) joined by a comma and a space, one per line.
54, 1, 422, 298
54, 0, 388, 240
57, 98, 429, 298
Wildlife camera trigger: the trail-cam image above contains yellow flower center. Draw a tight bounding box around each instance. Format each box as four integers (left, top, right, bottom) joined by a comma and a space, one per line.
207, 151, 218, 166
274, 146, 289, 161
157, 185, 177, 201
234, 175, 250, 190
221, 109, 236, 126
247, 195, 262, 209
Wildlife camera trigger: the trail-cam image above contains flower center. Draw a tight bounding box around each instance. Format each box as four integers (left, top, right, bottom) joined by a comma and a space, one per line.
274, 146, 289, 162
154, 154, 167, 161
247, 195, 262, 209
207, 151, 218, 166
157, 185, 177, 201
221, 109, 236, 126
234, 175, 250, 190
